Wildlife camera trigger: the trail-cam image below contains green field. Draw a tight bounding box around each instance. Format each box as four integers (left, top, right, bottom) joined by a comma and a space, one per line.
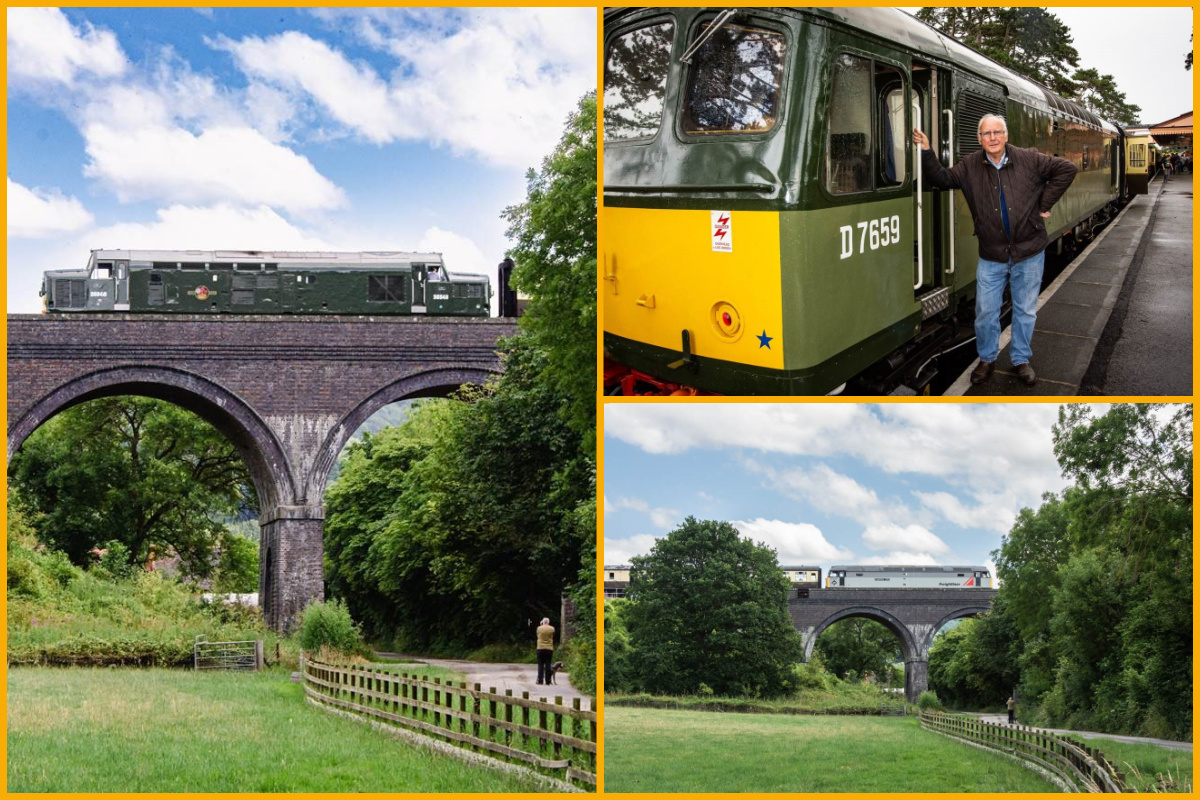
604, 706, 1059, 792
7, 667, 548, 792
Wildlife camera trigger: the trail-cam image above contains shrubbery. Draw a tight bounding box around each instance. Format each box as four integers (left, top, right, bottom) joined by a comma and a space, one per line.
298, 599, 365, 656
917, 690, 944, 711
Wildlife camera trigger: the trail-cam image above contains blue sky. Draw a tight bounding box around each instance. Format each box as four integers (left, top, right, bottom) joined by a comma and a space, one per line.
603, 403, 1120, 577
7, 7, 596, 313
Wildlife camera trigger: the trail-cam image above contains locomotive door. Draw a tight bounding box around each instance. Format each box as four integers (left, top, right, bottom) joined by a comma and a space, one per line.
411, 264, 427, 313
911, 61, 948, 302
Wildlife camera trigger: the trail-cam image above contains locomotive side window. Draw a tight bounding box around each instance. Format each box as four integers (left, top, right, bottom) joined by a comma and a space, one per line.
604, 21, 675, 142
880, 81, 907, 186
94, 263, 113, 279
826, 54, 873, 194
681, 23, 786, 134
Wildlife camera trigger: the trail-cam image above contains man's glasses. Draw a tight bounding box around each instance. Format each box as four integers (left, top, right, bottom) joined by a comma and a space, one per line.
980, 131, 1007, 139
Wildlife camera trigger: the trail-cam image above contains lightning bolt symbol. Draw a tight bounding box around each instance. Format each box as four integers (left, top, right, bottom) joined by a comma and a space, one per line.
714, 229, 728, 239
717, 214, 730, 225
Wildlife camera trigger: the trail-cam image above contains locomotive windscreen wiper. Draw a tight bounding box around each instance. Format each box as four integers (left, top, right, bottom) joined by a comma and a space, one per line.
679, 9, 737, 64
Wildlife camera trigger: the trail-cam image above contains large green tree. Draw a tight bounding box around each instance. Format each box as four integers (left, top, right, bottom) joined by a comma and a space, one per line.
502, 93, 597, 454
9, 397, 255, 576
984, 404, 1192, 739
624, 518, 803, 697
1071, 69, 1141, 126
916, 7, 1080, 95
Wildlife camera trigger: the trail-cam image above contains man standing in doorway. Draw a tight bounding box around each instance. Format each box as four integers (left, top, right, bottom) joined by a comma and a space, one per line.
535, 617, 555, 685
913, 115, 1077, 386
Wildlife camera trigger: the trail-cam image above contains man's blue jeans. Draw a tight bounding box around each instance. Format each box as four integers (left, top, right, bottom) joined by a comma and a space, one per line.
975, 251, 1045, 366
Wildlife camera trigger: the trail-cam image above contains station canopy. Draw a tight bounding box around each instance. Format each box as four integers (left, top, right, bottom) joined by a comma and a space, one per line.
1148, 111, 1193, 152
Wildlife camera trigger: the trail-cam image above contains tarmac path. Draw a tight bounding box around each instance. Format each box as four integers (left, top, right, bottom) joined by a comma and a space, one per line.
374, 652, 593, 711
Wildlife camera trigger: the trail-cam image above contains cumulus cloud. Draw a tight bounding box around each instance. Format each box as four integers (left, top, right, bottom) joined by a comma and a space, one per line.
861, 524, 949, 554
8, 179, 94, 238
608, 496, 680, 530
218, 8, 596, 168
604, 535, 659, 566
82, 124, 345, 212
88, 204, 333, 250
8, 7, 127, 86
417, 227, 487, 276
732, 518, 854, 563
758, 462, 919, 529
604, 494, 614, 515
914, 490, 1021, 534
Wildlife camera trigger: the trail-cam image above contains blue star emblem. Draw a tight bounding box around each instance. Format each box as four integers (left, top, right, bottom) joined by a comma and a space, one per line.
757, 330, 773, 349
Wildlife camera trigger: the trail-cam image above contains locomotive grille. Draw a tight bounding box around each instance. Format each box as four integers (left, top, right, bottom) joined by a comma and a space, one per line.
956, 92, 1006, 159
368, 275, 408, 302
55, 279, 87, 309
232, 289, 256, 305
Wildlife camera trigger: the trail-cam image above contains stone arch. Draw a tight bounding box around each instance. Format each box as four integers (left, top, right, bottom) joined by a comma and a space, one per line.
306, 366, 502, 502
919, 604, 994, 657
6, 364, 296, 511
802, 605, 918, 664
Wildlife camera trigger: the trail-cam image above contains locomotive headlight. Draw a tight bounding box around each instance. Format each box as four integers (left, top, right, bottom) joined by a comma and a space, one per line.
710, 301, 743, 342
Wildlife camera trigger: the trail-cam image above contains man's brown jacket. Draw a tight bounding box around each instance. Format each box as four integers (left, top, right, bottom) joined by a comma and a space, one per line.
921, 144, 1078, 263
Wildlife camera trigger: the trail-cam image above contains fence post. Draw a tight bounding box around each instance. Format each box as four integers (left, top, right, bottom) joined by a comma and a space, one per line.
254, 640, 264, 671
459, 682, 469, 739
489, 687, 498, 745
521, 691, 530, 753
505, 689, 514, 747
554, 696, 564, 761
434, 679, 443, 730
473, 683, 482, 748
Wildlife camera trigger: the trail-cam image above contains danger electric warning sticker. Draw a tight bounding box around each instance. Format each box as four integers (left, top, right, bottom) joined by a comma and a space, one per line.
711, 210, 732, 252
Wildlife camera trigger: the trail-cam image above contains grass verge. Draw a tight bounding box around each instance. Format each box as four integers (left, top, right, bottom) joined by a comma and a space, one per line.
1077, 736, 1193, 792
604, 706, 1058, 792
7, 667, 548, 792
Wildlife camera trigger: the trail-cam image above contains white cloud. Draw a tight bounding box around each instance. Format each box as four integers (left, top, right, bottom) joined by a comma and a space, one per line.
7, 179, 94, 238
914, 490, 1020, 534
759, 462, 916, 529
212, 31, 410, 145
857, 551, 942, 566
82, 123, 345, 212
417, 227, 487, 277
218, 9, 596, 168
862, 524, 949, 554
88, 204, 333, 251
732, 518, 854, 563
604, 535, 659, 566
7, 7, 126, 86
603, 494, 614, 515
606, 496, 680, 531
648, 508, 682, 530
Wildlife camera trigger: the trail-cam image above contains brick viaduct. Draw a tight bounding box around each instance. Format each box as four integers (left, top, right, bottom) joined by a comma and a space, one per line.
7, 313, 516, 630
789, 587, 998, 702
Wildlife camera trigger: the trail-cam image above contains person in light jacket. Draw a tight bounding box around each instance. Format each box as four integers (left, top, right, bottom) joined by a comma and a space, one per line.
535, 617, 555, 685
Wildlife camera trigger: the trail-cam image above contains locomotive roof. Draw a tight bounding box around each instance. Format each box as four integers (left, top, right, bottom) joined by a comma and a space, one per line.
90, 249, 446, 266
830, 565, 990, 573
605, 7, 1108, 129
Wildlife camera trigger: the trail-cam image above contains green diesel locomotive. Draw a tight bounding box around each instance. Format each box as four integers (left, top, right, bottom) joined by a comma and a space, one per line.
41, 249, 491, 316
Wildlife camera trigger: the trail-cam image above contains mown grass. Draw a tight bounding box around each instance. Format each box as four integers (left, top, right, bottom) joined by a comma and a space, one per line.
7, 667, 549, 792
606, 684, 899, 715
604, 706, 1058, 792
1077, 736, 1194, 792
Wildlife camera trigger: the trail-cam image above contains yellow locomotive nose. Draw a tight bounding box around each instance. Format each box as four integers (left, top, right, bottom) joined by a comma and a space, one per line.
710, 301, 743, 341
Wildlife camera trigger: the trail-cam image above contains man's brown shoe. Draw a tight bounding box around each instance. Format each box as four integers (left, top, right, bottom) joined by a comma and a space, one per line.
970, 361, 995, 384
1015, 363, 1037, 386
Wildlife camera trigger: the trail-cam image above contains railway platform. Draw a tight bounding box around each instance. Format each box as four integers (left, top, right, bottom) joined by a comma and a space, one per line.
949, 172, 1192, 396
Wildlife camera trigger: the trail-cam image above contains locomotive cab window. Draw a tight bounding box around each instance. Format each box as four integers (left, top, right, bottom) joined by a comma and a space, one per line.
604, 20, 675, 142
94, 263, 113, 279
825, 54, 908, 195
681, 21, 786, 135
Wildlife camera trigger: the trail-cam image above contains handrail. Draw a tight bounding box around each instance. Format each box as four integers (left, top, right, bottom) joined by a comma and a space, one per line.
913, 97, 924, 290
943, 108, 956, 274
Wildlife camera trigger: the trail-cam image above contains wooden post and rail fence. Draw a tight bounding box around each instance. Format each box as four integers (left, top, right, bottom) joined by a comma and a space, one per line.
918, 709, 1127, 792
301, 654, 597, 789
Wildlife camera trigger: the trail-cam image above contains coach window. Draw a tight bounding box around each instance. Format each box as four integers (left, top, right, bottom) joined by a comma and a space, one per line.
826, 53, 873, 194
681, 21, 786, 134
604, 21, 675, 141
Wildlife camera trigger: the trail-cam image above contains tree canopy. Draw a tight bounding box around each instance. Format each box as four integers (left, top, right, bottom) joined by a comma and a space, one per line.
1071, 69, 1141, 127
502, 92, 597, 456
9, 397, 256, 579
623, 518, 803, 697
930, 404, 1191, 740
815, 618, 902, 683
916, 7, 1080, 95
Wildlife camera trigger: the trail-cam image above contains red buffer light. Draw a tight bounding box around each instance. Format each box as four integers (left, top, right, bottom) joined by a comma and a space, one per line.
722, 312, 732, 326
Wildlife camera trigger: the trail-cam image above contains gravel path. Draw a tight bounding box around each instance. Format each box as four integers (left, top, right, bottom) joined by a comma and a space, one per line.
974, 714, 1191, 751
374, 652, 593, 711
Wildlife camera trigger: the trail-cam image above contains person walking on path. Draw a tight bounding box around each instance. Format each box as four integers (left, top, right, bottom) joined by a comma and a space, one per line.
535, 617, 555, 685
1007, 695, 1016, 725
913, 115, 1076, 386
